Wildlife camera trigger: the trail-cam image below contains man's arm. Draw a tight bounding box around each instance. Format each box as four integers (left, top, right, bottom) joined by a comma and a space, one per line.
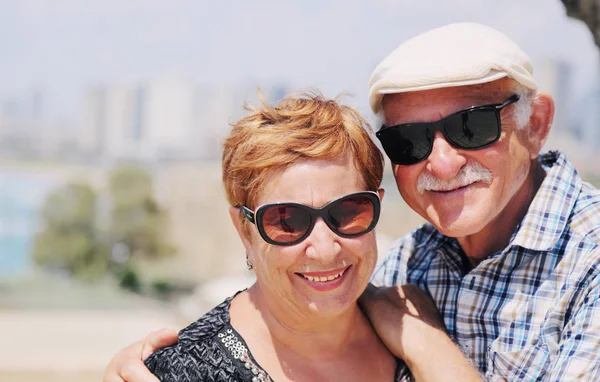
359, 284, 482, 382
103, 328, 178, 382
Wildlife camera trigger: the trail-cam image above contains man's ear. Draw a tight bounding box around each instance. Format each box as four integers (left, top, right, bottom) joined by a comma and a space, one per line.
524, 93, 554, 159
229, 206, 253, 251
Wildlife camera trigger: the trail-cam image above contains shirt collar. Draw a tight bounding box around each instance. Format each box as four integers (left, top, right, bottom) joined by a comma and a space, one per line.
510, 151, 582, 251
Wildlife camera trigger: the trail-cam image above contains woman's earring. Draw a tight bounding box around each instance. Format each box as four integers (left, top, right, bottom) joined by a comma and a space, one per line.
246, 254, 253, 270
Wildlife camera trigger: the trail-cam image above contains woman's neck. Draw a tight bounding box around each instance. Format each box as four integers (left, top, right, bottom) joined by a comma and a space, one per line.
229, 284, 398, 382
231, 284, 370, 360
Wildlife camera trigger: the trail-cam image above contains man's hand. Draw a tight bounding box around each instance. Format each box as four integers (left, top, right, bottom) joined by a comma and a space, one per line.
103, 328, 178, 382
359, 284, 481, 382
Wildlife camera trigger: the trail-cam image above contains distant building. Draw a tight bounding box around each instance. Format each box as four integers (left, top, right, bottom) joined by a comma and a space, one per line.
80, 88, 106, 155
575, 86, 600, 152
536, 59, 572, 136
193, 84, 239, 159
143, 77, 197, 158
81, 85, 138, 159
0, 89, 76, 159
79, 78, 289, 162
534, 59, 600, 172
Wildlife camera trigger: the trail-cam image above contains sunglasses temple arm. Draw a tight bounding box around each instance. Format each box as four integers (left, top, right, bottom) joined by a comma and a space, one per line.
497, 94, 520, 109
239, 206, 256, 224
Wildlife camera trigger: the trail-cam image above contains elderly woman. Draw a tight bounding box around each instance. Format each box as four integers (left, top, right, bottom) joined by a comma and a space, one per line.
136, 92, 411, 381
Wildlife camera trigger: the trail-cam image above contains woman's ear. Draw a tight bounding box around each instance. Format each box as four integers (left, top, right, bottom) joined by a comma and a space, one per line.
377, 188, 385, 202
524, 93, 554, 159
229, 206, 253, 251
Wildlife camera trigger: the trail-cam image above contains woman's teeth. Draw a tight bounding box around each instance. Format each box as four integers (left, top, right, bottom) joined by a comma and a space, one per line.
301, 271, 344, 282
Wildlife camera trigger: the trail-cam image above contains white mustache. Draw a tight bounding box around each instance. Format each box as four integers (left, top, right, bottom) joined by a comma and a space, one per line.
416, 163, 493, 195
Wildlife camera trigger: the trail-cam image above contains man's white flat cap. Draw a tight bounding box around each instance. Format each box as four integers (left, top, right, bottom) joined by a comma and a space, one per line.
369, 22, 538, 113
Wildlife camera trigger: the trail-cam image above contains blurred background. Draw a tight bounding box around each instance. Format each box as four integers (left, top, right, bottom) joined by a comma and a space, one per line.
1, 0, 599, 380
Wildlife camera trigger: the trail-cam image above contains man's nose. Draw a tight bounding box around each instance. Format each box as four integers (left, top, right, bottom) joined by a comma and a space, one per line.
305, 218, 342, 262
425, 131, 466, 180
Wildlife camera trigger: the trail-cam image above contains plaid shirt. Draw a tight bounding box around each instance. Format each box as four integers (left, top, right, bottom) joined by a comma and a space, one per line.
372, 151, 600, 381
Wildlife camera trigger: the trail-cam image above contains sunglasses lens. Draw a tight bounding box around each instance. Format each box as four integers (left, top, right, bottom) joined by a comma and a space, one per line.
445, 109, 500, 149
261, 205, 311, 244
328, 194, 377, 236
378, 124, 433, 165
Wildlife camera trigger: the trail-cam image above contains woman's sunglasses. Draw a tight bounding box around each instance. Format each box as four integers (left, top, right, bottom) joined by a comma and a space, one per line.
376, 94, 520, 165
238, 191, 381, 246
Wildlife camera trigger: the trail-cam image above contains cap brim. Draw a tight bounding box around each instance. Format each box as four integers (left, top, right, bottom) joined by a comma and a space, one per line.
371, 71, 509, 113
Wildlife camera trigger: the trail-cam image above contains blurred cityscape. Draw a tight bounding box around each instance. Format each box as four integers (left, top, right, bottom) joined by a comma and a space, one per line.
2, 59, 597, 277
1, 0, 600, 380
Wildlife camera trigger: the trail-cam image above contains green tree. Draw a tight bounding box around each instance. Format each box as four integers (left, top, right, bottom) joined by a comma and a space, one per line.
32, 182, 108, 280
107, 166, 175, 264
31, 167, 176, 291
562, 0, 600, 48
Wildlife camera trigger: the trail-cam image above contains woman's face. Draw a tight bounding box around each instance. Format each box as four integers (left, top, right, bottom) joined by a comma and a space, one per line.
239, 155, 380, 322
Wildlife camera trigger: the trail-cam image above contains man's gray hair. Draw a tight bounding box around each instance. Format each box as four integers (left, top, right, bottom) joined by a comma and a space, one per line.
511, 87, 535, 130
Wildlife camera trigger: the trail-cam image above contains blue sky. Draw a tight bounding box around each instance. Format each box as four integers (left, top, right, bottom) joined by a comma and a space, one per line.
0, 0, 598, 119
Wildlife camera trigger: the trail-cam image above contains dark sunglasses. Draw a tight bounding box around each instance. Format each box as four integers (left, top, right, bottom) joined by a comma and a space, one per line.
376, 94, 520, 165
238, 191, 381, 246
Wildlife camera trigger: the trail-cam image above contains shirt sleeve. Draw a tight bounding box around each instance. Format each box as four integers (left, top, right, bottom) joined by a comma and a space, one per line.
542, 272, 600, 381
145, 342, 231, 382
371, 239, 405, 287
371, 232, 417, 287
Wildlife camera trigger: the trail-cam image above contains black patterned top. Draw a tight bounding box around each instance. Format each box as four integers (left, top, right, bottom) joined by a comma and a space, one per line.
145, 293, 412, 382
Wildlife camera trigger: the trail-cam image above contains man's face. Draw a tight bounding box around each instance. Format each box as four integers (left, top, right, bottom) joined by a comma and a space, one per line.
381, 80, 537, 238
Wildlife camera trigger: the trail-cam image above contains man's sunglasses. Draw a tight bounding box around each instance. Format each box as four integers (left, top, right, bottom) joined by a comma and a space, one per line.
238, 191, 381, 246
376, 94, 520, 165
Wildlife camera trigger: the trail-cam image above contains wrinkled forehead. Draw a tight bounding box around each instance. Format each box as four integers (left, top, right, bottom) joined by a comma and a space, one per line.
380, 79, 516, 125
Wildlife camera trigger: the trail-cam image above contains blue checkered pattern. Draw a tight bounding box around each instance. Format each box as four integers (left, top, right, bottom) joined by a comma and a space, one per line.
372, 151, 600, 381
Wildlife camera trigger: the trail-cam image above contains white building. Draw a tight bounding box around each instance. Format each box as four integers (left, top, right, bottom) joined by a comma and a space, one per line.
535, 59, 572, 136
80, 78, 289, 161
81, 85, 137, 159
143, 76, 198, 158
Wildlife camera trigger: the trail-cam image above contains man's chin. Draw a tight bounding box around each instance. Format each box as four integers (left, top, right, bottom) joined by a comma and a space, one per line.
427, 213, 485, 238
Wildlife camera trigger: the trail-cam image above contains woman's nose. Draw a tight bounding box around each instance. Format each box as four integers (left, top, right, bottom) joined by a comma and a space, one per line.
304, 218, 341, 262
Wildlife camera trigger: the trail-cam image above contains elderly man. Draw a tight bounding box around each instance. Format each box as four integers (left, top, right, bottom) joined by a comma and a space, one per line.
366, 22, 600, 381
104, 23, 600, 381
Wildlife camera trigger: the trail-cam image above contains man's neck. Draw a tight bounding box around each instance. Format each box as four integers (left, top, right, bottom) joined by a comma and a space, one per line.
457, 160, 547, 267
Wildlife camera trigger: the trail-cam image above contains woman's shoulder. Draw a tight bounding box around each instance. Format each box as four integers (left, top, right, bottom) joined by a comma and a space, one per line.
144, 295, 242, 382
177, 296, 232, 343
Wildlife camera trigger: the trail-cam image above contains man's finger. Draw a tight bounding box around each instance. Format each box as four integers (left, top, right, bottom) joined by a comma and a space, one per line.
103, 329, 178, 382
102, 375, 124, 382
141, 328, 179, 360
120, 362, 161, 382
